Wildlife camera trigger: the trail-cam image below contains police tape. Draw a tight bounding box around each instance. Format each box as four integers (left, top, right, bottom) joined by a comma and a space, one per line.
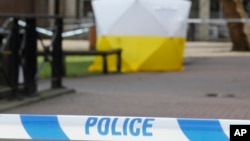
188, 18, 250, 24
18, 20, 89, 37
0, 114, 250, 141
16, 18, 250, 38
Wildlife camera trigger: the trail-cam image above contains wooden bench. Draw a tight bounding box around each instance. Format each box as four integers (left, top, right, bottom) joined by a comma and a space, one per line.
63, 48, 122, 74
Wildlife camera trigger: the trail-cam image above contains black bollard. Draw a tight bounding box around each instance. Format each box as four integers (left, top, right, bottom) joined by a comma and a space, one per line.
51, 17, 63, 88
23, 17, 37, 96
8, 18, 20, 98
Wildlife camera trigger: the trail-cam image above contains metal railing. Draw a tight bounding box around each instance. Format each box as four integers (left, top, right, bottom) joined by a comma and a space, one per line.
0, 14, 64, 98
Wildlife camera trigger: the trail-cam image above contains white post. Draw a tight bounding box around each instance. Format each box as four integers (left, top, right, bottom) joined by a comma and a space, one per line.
48, 0, 55, 15
198, 0, 210, 41
79, 0, 84, 20
64, 0, 77, 18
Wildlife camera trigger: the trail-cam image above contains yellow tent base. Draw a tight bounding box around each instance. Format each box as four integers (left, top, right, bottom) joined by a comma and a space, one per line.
89, 35, 186, 72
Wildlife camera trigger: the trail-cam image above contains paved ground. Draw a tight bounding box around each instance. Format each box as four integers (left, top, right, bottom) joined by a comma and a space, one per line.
3, 41, 250, 120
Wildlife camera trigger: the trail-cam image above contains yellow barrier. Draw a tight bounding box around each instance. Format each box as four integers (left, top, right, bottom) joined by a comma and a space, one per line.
89, 36, 186, 72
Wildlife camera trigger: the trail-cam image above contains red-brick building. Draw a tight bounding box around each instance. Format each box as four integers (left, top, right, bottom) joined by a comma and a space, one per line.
0, 0, 48, 14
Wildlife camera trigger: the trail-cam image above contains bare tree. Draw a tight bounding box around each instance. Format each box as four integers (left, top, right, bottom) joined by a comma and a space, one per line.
221, 0, 250, 51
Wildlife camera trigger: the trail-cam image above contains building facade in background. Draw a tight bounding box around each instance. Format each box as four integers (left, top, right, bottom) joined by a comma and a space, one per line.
0, 0, 229, 41
0, 0, 48, 14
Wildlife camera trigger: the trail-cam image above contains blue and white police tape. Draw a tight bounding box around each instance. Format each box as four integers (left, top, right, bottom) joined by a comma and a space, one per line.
0, 114, 250, 141
18, 20, 89, 38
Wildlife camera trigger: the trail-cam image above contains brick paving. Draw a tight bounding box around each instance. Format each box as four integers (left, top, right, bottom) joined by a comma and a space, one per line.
3, 41, 250, 120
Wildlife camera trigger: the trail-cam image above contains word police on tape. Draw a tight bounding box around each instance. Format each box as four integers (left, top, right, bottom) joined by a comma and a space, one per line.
85, 117, 155, 136
2, 114, 250, 141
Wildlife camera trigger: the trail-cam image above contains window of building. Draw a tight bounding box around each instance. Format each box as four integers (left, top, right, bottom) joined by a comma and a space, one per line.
78, 0, 93, 19
189, 0, 199, 18
210, 0, 221, 18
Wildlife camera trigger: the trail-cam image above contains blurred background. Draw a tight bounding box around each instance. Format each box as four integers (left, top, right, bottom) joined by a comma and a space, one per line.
0, 0, 232, 41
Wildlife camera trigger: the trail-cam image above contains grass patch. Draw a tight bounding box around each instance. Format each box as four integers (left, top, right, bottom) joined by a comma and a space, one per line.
37, 56, 95, 79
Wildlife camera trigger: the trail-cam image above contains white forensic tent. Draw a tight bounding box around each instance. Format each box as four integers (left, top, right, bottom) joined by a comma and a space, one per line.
89, 0, 192, 72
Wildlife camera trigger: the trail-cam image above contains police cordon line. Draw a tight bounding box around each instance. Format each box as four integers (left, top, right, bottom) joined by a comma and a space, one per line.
188, 18, 250, 24
15, 18, 250, 38
18, 20, 90, 38
0, 114, 250, 141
